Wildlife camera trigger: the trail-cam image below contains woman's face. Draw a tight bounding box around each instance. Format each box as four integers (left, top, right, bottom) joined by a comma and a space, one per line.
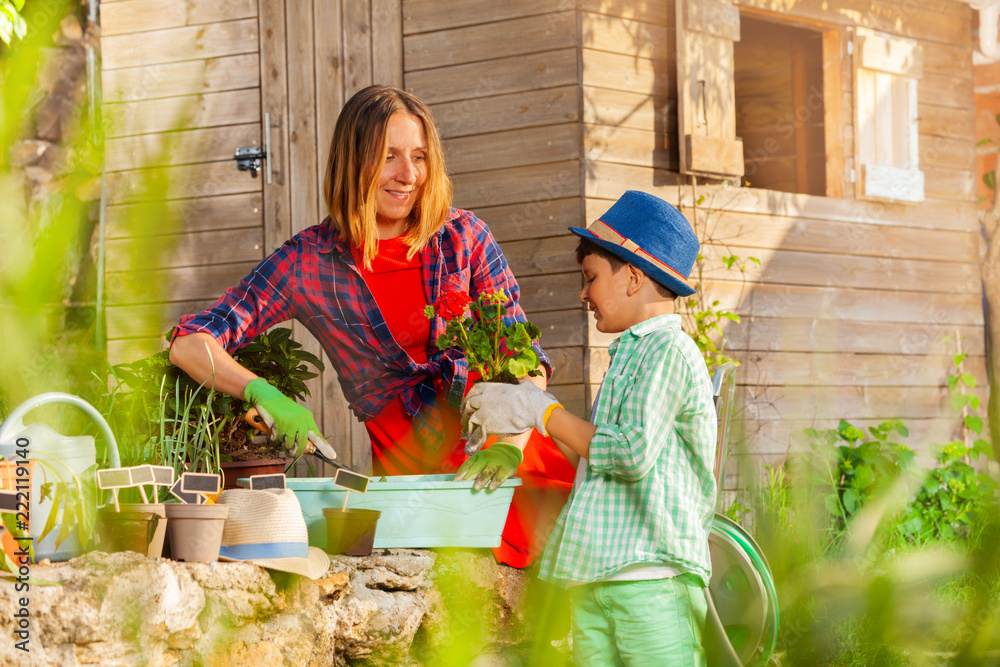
375, 111, 427, 235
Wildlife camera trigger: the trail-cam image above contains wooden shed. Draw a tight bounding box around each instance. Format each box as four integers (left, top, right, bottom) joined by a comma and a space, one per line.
100, 0, 984, 483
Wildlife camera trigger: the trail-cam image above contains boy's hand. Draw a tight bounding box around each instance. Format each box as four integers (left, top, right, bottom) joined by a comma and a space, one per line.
454, 442, 523, 491
244, 378, 322, 456
461, 381, 562, 452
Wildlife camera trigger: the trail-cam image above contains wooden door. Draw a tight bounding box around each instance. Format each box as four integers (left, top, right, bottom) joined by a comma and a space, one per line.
101, 0, 403, 474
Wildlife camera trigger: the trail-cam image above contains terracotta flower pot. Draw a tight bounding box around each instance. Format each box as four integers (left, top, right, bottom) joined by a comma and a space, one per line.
220, 459, 286, 490
95, 508, 160, 555
164, 503, 230, 562
323, 508, 380, 556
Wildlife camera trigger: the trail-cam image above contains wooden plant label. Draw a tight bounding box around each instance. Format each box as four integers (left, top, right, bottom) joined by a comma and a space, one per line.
0, 490, 18, 513
150, 466, 175, 487
180, 473, 221, 496
97, 468, 134, 490
248, 474, 286, 490
129, 465, 155, 486
169, 478, 204, 505
334, 468, 370, 494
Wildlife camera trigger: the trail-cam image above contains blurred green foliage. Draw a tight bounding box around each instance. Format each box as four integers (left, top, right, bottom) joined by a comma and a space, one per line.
0, 0, 26, 46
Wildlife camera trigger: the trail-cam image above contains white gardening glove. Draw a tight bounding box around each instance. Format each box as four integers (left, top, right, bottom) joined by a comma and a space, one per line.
461, 381, 562, 454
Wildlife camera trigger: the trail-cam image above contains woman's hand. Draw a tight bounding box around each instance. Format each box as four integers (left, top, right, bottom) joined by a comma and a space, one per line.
454, 441, 523, 491
169, 332, 257, 397
244, 378, 323, 456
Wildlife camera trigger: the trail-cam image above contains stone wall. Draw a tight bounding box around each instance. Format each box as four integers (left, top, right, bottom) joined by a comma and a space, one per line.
0, 549, 544, 666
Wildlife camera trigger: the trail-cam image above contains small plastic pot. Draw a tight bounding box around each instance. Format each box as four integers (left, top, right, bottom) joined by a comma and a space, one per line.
95, 509, 160, 555
120, 503, 168, 558
324, 508, 380, 556
164, 503, 230, 562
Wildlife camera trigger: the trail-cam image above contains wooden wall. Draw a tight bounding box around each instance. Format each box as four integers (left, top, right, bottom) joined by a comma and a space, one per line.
101, 0, 265, 362
101, 0, 983, 486
577, 0, 982, 490
975, 13, 1000, 210
100, 0, 403, 474
403, 0, 589, 416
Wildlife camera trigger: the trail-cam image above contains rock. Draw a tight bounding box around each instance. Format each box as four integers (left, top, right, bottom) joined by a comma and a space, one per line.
0, 549, 541, 666
59, 15, 83, 43
23, 166, 52, 185
0, 549, 486, 667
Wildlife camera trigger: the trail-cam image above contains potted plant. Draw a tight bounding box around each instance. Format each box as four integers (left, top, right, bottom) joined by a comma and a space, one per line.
99, 327, 325, 489
94, 507, 160, 555
213, 327, 324, 486
423, 289, 543, 385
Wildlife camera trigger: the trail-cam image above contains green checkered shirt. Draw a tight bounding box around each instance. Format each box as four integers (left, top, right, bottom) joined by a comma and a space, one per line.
539, 314, 717, 587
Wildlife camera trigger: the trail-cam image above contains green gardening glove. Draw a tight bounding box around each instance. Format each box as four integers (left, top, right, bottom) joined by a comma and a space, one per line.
243, 378, 319, 456
454, 442, 524, 492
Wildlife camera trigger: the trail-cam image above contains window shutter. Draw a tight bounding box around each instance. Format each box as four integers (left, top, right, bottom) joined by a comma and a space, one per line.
675, 0, 744, 178
853, 29, 924, 202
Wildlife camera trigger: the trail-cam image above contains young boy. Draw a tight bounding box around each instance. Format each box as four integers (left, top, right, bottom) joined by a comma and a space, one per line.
461, 190, 717, 665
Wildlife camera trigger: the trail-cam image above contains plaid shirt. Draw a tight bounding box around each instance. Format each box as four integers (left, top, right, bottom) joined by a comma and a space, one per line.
539, 314, 717, 587
174, 208, 549, 421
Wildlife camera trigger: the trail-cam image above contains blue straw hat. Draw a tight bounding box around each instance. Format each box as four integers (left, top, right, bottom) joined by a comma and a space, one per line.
569, 191, 699, 297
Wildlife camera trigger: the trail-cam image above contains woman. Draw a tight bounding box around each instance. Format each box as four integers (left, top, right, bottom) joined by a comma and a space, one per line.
169, 85, 574, 567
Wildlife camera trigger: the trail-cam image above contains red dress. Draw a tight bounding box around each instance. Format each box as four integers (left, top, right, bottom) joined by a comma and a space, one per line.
353, 237, 575, 567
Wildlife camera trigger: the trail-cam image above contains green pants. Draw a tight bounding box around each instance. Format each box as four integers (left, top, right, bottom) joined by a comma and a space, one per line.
570, 575, 707, 667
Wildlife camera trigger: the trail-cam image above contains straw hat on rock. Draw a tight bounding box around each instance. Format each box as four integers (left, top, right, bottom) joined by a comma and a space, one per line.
217, 488, 329, 579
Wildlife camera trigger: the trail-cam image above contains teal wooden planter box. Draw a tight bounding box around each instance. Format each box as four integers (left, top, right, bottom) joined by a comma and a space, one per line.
286, 474, 522, 549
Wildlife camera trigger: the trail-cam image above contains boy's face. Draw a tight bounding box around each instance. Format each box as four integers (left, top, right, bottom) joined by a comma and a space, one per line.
580, 253, 632, 334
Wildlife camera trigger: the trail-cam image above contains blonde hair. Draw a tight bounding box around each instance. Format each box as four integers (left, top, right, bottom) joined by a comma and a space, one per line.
323, 85, 453, 268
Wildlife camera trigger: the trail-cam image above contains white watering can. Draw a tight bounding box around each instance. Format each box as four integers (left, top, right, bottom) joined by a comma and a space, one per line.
0, 393, 120, 561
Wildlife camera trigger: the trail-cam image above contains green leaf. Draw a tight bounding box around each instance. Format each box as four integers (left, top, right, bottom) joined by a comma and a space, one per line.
842, 488, 858, 515
0, 12, 13, 45
954, 353, 968, 367
986, 171, 997, 192
961, 372, 976, 388
900, 516, 922, 535
505, 348, 539, 379
965, 415, 984, 435
37, 483, 62, 543
0, 3, 23, 41
722, 256, 737, 270
974, 438, 994, 460
853, 464, 874, 490
838, 420, 865, 444
749, 257, 760, 266
978, 138, 993, 147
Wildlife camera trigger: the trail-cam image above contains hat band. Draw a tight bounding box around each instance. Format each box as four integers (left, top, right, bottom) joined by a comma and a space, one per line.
219, 541, 309, 560
588, 219, 693, 291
